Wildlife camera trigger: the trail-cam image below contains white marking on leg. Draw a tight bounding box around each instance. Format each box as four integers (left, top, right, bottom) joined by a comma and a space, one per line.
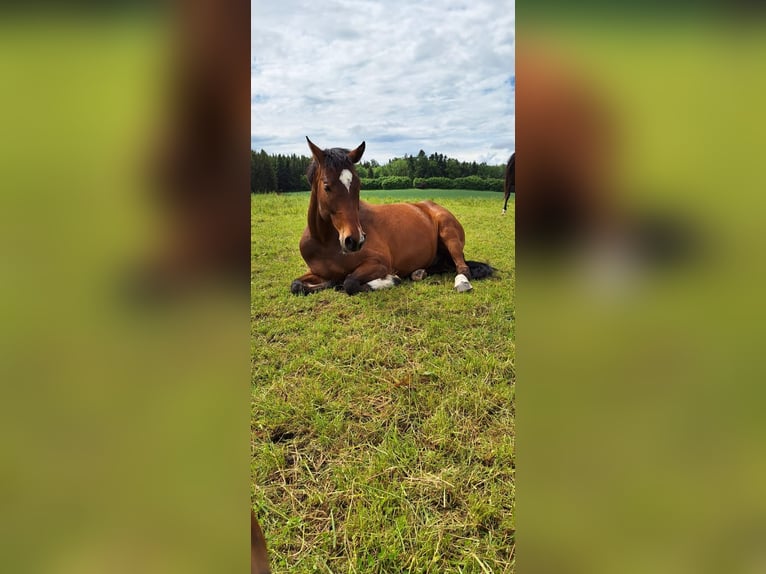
454, 273, 473, 292
366, 274, 398, 290
339, 169, 353, 192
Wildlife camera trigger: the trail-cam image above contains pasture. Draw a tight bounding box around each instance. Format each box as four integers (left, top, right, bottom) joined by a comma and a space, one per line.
251, 189, 515, 573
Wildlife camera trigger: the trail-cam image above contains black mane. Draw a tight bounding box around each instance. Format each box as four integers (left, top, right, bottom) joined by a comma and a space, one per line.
306, 147, 354, 185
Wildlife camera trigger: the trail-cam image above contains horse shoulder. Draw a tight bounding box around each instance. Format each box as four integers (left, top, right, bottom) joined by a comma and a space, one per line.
298, 228, 316, 253
299, 229, 335, 267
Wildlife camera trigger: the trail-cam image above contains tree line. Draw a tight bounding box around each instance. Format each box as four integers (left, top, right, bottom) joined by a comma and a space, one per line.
251, 149, 508, 194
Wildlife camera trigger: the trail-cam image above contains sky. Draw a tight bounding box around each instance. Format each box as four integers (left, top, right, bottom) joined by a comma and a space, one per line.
251, 0, 514, 165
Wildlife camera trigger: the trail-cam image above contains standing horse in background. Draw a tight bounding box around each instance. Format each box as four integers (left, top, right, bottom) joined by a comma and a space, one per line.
291, 138, 493, 296
502, 152, 515, 214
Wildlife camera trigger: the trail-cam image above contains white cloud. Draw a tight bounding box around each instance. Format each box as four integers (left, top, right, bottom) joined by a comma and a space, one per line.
251, 0, 514, 164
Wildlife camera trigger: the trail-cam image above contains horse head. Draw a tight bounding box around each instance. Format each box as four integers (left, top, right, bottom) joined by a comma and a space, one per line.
306, 137, 367, 253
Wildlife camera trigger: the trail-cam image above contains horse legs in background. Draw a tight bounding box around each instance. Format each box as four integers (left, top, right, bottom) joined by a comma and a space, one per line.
503, 153, 514, 215
502, 185, 513, 213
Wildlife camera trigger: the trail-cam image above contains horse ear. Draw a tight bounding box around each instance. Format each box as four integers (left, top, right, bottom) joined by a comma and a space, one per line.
306, 137, 325, 163
347, 141, 366, 164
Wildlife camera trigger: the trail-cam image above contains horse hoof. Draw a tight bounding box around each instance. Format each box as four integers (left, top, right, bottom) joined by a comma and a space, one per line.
290, 280, 308, 295
410, 269, 427, 281
454, 274, 473, 293
392, 274, 402, 285
343, 277, 364, 295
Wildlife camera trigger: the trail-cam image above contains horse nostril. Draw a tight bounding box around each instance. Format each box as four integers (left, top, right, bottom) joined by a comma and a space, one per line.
344, 236, 358, 251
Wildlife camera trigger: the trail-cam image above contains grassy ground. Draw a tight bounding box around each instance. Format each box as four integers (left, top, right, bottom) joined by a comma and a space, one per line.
251, 190, 515, 573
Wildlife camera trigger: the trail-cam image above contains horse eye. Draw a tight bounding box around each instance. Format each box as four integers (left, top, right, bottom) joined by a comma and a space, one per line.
323, 184, 331, 193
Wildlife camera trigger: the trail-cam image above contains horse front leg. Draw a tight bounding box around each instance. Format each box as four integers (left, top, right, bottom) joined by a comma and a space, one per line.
290, 271, 338, 295
343, 260, 400, 296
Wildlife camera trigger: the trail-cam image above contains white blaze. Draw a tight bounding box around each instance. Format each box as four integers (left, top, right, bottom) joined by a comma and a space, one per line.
339, 169, 353, 192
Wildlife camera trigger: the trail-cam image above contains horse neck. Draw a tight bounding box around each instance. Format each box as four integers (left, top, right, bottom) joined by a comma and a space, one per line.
307, 184, 335, 243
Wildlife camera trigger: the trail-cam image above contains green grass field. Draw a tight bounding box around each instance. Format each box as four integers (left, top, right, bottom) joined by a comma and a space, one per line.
251, 189, 515, 573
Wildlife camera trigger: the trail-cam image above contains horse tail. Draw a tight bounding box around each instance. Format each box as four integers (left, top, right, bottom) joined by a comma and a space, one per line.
466, 260, 495, 279
425, 254, 495, 280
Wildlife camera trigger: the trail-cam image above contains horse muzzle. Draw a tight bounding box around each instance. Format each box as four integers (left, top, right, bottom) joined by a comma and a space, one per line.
341, 232, 366, 253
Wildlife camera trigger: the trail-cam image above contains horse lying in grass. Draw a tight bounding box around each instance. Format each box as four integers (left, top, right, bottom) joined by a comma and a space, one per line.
291, 138, 493, 296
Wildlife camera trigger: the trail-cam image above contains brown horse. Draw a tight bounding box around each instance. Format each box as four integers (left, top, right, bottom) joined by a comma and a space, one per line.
251, 512, 270, 574
291, 138, 493, 296
502, 152, 515, 214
